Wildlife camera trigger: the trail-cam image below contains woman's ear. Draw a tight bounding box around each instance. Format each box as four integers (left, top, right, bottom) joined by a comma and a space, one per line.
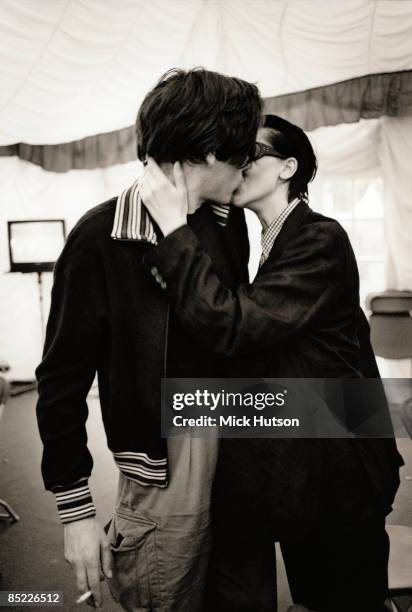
280, 157, 298, 181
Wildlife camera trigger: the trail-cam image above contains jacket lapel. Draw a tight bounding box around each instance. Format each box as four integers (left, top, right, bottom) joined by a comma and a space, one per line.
257, 201, 312, 273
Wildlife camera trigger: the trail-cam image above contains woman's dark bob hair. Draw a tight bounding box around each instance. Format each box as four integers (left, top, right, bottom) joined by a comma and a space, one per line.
262, 114, 318, 202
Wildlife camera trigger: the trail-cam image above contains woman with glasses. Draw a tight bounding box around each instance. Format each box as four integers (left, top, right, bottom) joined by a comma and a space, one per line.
140, 115, 402, 612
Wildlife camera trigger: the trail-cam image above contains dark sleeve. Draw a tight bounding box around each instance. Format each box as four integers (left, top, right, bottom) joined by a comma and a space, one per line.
35, 223, 106, 523
357, 308, 381, 377
145, 221, 345, 356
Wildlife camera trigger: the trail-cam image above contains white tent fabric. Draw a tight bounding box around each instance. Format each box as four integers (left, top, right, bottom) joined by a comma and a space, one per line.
1, 0, 412, 145
379, 116, 412, 290
4, 117, 411, 376
311, 117, 412, 292
0, 0, 411, 376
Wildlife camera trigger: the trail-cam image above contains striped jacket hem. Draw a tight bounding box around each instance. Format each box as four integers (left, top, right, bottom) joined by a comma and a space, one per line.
53, 452, 168, 523
113, 451, 167, 487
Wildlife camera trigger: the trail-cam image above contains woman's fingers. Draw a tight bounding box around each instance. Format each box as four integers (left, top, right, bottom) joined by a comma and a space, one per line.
142, 161, 168, 200
173, 161, 187, 196
145, 157, 184, 194
139, 157, 188, 236
139, 172, 156, 207
146, 157, 169, 185
141, 161, 181, 209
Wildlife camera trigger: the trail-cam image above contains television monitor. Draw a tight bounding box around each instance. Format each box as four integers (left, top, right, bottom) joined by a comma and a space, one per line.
8, 219, 66, 273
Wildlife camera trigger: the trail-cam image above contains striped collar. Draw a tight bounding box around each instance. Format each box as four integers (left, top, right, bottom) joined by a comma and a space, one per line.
111, 179, 230, 243
259, 197, 302, 267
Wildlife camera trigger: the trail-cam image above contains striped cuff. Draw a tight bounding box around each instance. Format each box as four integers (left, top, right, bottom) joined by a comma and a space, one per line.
53, 480, 96, 524
113, 452, 168, 487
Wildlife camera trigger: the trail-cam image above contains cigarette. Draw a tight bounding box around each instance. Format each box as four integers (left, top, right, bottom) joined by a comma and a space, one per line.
76, 590, 93, 604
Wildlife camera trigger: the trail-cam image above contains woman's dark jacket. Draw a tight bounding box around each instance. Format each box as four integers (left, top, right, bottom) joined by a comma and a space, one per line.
146, 201, 403, 533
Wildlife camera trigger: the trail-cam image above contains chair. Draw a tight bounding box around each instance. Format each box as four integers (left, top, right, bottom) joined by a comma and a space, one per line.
366, 291, 412, 363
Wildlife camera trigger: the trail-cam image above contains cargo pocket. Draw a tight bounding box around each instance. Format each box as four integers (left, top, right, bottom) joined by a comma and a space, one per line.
106, 510, 163, 611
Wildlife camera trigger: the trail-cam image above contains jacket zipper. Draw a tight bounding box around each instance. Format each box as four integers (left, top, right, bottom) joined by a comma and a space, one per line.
163, 305, 170, 379
162, 305, 170, 481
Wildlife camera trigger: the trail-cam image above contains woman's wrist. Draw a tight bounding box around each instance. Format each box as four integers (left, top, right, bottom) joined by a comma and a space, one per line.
161, 219, 187, 237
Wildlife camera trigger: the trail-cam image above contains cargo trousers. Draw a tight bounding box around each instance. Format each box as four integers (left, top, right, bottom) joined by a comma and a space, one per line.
106, 435, 218, 612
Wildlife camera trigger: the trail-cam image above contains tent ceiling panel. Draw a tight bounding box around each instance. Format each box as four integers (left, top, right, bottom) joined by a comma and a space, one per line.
0, 0, 411, 145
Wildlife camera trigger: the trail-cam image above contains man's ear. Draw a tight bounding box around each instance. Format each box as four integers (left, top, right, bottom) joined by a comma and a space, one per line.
280, 157, 298, 181
205, 152, 217, 166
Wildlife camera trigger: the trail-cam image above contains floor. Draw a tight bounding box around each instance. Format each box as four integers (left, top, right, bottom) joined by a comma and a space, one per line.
0, 391, 411, 612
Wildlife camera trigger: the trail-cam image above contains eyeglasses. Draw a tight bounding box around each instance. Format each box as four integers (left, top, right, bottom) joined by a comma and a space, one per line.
253, 142, 285, 162
230, 142, 283, 170
234, 142, 282, 169
235, 156, 252, 170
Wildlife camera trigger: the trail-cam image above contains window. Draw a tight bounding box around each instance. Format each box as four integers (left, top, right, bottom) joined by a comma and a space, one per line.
310, 176, 385, 307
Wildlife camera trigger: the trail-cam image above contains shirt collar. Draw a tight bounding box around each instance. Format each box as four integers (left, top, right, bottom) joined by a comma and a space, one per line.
259, 197, 302, 267
111, 179, 230, 243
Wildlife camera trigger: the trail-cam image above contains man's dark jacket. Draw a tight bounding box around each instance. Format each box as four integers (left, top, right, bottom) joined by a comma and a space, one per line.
36, 196, 249, 519
146, 201, 404, 534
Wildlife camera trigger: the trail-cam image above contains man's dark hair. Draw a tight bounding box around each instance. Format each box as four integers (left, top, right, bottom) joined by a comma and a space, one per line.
263, 114, 318, 202
137, 68, 262, 168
